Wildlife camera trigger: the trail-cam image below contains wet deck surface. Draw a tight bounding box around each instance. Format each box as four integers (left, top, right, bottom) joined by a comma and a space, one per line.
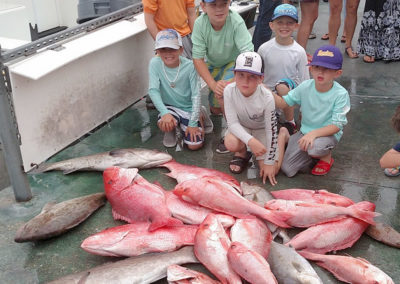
1, 1, 400, 283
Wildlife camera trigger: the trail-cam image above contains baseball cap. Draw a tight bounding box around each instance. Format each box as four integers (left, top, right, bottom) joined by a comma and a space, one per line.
271, 4, 298, 22
308, 45, 343, 70
202, 0, 216, 2
154, 29, 182, 50
234, 51, 264, 76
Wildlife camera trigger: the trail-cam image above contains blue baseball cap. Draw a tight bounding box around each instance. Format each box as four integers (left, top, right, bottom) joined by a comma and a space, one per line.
272, 4, 298, 22
202, 0, 216, 2
308, 45, 343, 70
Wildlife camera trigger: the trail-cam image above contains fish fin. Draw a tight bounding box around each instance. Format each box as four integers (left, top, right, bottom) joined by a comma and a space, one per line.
62, 168, 79, 175
148, 217, 183, 232
262, 211, 292, 228
111, 210, 131, 223
109, 149, 128, 157
351, 209, 380, 225
356, 257, 372, 266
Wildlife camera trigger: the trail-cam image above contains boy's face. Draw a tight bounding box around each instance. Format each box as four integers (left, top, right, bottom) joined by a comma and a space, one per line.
235, 71, 263, 97
310, 65, 342, 88
201, 0, 230, 30
156, 47, 182, 68
269, 16, 298, 39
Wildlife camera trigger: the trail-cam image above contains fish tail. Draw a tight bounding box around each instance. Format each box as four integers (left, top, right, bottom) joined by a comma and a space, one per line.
261, 211, 291, 228
28, 163, 55, 174
148, 217, 183, 232
351, 208, 380, 225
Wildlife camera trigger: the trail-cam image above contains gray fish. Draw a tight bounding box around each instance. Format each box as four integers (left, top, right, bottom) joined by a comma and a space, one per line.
241, 181, 291, 243
365, 222, 400, 248
47, 246, 199, 284
30, 148, 173, 174
267, 241, 323, 284
15, 193, 106, 242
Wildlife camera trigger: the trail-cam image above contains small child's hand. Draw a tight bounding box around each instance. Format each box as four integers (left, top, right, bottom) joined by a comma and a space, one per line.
213, 80, 229, 99
298, 132, 317, 151
185, 126, 203, 142
248, 137, 267, 157
159, 113, 177, 132
260, 164, 277, 186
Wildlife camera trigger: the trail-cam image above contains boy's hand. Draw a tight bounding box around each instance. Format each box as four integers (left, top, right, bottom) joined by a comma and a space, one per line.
213, 80, 229, 99
260, 164, 277, 186
298, 131, 317, 151
159, 113, 177, 132
248, 137, 267, 157
185, 126, 203, 142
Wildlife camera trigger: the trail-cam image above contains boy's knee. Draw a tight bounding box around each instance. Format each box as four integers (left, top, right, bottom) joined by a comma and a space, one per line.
188, 143, 203, 151
210, 106, 222, 115
281, 162, 297, 178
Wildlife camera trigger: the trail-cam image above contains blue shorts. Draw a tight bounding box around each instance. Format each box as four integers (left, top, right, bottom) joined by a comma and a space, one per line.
157, 106, 204, 146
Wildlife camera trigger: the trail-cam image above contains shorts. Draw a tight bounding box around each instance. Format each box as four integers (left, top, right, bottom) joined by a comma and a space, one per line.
226, 127, 279, 163
158, 106, 204, 146
281, 131, 338, 177
207, 61, 235, 108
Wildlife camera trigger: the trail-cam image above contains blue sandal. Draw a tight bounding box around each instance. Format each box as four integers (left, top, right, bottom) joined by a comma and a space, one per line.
384, 166, 400, 177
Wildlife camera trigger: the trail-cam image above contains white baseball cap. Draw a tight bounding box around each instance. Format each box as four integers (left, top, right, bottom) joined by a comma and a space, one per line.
234, 51, 264, 76
154, 29, 183, 50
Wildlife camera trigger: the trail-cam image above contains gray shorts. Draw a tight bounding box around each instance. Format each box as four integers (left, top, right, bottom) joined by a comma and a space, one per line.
281, 131, 337, 177
182, 34, 193, 60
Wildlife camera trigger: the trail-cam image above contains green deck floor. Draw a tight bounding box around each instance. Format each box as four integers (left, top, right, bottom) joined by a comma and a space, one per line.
1, 1, 400, 283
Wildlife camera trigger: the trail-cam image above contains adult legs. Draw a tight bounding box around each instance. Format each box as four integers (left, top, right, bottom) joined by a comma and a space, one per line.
328, 0, 343, 45
344, 0, 361, 57
252, 0, 282, 51
297, 1, 319, 50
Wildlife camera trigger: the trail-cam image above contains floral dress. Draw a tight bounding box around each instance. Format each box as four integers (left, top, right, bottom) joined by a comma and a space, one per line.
357, 0, 400, 61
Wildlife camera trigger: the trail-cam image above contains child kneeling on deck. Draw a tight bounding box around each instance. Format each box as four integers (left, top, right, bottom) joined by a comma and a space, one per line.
148, 29, 210, 150
274, 45, 351, 177
224, 51, 290, 186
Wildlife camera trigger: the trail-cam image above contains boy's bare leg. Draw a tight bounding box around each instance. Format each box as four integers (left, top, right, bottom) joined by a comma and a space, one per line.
225, 132, 247, 172
297, 1, 319, 49
276, 127, 290, 173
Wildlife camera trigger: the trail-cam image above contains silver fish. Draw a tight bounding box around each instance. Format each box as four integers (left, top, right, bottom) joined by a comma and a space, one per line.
47, 246, 199, 284
30, 148, 173, 174
267, 241, 323, 284
366, 222, 400, 248
15, 193, 106, 242
241, 181, 291, 243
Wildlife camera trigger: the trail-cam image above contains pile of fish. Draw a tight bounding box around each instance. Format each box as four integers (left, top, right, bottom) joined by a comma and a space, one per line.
20, 148, 399, 283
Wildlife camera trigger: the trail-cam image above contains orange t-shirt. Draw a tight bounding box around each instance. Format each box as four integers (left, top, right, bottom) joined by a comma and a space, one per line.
143, 0, 195, 37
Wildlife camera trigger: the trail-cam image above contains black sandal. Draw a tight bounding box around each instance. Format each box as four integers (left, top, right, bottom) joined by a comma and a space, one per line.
229, 151, 252, 174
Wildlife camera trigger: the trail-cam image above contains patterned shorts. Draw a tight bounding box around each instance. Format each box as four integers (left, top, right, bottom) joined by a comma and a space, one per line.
207, 61, 235, 108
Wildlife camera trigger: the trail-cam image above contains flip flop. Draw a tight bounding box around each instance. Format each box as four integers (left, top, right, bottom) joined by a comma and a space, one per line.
229, 151, 252, 174
311, 158, 334, 176
384, 167, 400, 177
321, 33, 329, 40
345, 46, 359, 59
363, 55, 375, 63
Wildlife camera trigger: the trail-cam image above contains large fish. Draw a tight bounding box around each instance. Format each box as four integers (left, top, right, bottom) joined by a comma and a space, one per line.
286, 201, 375, 254
299, 251, 394, 284
194, 214, 242, 284
241, 181, 291, 243
15, 193, 106, 243
104, 167, 182, 231
31, 148, 172, 174
265, 199, 378, 227
160, 160, 241, 194
230, 218, 272, 258
167, 265, 221, 284
47, 246, 199, 284
267, 241, 323, 284
365, 222, 400, 248
227, 241, 278, 284
81, 222, 198, 257
270, 188, 354, 207
174, 177, 290, 228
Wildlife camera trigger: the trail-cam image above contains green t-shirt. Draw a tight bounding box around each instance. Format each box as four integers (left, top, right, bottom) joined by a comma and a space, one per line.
191, 10, 254, 67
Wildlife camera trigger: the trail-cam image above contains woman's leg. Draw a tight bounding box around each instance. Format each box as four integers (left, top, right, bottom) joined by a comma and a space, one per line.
344, 0, 361, 56
328, 0, 343, 45
297, 1, 319, 50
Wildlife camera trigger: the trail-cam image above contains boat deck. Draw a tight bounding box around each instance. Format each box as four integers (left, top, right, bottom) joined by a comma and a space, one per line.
1, 1, 399, 283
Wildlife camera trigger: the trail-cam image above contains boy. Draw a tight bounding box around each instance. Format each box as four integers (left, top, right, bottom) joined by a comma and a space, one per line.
380, 106, 400, 177
143, 0, 196, 59
273, 45, 350, 177
148, 29, 205, 150
258, 4, 309, 134
224, 51, 290, 185
191, 0, 254, 152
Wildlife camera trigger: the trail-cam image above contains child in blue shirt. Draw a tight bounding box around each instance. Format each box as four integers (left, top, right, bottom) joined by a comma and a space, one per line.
148, 29, 208, 150
273, 45, 351, 177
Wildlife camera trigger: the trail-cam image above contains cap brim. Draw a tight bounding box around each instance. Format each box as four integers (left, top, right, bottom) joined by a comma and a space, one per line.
271, 15, 298, 22
154, 44, 181, 51
234, 69, 263, 76
308, 61, 341, 70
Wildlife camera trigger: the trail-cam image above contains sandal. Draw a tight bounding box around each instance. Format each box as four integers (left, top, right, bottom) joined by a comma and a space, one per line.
311, 158, 334, 176
229, 151, 252, 174
345, 47, 359, 59
321, 33, 329, 40
363, 55, 375, 63
384, 167, 400, 177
